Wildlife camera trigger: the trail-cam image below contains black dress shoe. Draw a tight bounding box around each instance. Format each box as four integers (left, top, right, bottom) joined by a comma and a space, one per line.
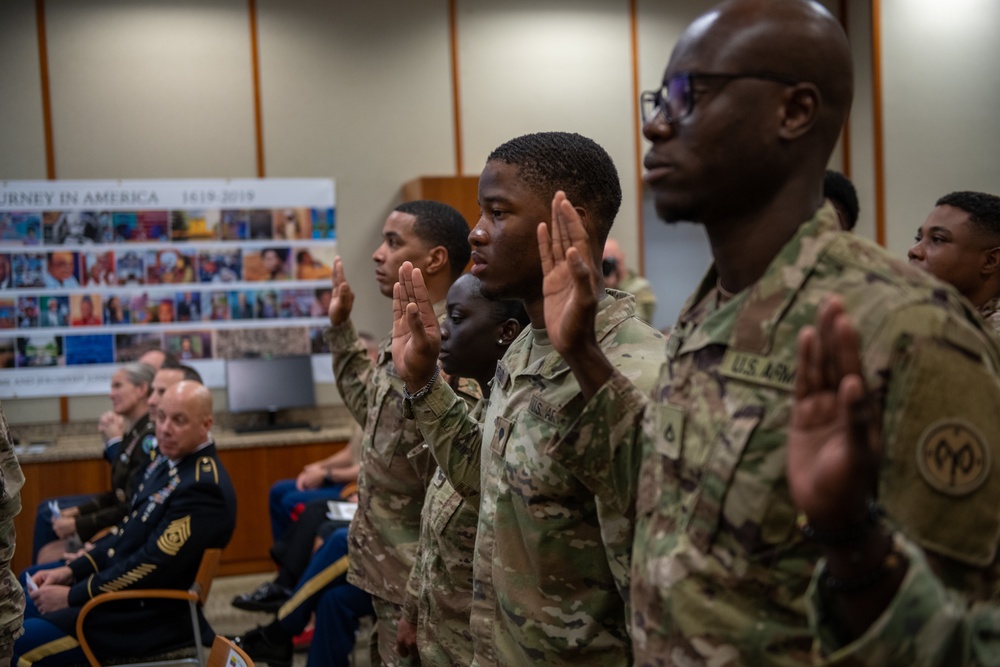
231, 581, 292, 613
229, 626, 293, 667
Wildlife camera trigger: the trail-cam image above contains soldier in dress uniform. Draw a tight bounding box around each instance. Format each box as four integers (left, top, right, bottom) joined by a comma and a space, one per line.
33, 362, 157, 562
14, 382, 237, 666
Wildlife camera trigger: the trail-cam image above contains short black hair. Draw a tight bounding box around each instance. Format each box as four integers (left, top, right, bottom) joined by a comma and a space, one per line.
824, 170, 859, 230
394, 200, 471, 280
159, 351, 183, 370
487, 132, 622, 244
177, 364, 203, 384
936, 191, 1000, 239
492, 298, 530, 330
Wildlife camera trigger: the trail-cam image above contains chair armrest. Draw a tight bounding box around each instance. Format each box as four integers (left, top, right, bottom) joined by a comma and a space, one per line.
75, 588, 200, 667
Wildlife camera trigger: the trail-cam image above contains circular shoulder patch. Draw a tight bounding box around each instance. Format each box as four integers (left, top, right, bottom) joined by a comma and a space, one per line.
916, 419, 991, 496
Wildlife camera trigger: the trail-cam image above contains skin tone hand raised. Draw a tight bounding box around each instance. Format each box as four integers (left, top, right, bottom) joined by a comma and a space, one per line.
787, 296, 880, 528
537, 191, 615, 400
328, 257, 355, 327
392, 261, 441, 392
537, 191, 600, 354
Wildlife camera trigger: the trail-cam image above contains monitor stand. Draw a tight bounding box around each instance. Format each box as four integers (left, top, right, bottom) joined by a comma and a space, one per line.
233, 410, 312, 434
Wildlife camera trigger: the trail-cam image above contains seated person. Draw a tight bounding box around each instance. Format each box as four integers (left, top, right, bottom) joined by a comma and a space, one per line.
266, 333, 376, 543
33, 361, 157, 562
234, 431, 360, 613
232, 526, 370, 667
15, 381, 237, 666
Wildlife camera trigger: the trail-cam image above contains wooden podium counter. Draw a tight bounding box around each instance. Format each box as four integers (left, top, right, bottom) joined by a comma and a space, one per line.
14, 415, 354, 576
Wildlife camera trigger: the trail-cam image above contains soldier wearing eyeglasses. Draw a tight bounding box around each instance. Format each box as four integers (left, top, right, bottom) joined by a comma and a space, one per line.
541, 0, 1000, 665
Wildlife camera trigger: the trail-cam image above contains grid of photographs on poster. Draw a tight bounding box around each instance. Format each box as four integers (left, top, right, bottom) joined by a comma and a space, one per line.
0, 206, 336, 369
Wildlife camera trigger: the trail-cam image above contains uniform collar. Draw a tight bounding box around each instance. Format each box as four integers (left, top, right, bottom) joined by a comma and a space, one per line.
168, 440, 214, 468
979, 294, 1000, 321
501, 291, 637, 382
675, 202, 842, 356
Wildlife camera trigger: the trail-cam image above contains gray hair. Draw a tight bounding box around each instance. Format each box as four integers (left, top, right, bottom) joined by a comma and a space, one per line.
120, 361, 156, 396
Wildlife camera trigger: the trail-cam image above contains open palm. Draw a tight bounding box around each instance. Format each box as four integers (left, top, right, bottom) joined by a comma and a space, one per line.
539, 192, 600, 354
328, 257, 355, 326
392, 261, 440, 390
787, 297, 880, 528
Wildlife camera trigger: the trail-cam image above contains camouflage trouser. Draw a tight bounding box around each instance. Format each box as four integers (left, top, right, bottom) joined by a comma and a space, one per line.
370, 597, 418, 667
0, 636, 11, 667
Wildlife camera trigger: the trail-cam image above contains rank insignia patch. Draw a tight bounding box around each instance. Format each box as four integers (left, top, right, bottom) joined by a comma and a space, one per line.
157, 515, 192, 556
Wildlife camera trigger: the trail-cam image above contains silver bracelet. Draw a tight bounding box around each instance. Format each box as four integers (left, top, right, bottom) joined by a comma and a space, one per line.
403, 366, 440, 403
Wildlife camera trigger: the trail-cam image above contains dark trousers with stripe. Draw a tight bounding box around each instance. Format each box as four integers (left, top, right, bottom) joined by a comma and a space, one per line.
14, 565, 85, 667
276, 527, 373, 667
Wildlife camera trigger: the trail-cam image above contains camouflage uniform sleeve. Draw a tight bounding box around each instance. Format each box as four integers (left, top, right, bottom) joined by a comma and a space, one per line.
411, 376, 483, 498
325, 322, 376, 427
0, 402, 25, 640
809, 534, 1000, 666
547, 371, 651, 517
867, 302, 1000, 592
402, 548, 422, 625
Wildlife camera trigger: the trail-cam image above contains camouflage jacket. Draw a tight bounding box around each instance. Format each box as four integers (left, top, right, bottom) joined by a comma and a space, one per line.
979, 294, 1000, 337
326, 309, 443, 605
413, 292, 665, 667
619, 270, 657, 325
0, 403, 24, 641
405, 395, 483, 667
557, 204, 1000, 665
808, 533, 1000, 666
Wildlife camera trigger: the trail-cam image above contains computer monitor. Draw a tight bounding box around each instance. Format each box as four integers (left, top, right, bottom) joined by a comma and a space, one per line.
226, 355, 316, 432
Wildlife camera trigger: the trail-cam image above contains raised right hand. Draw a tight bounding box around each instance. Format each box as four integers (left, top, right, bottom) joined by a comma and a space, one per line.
538, 191, 600, 356
329, 257, 355, 326
392, 262, 441, 392
787, 296, 880, 529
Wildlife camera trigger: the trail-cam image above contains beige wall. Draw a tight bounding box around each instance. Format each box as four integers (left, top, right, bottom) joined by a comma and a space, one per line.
2, 0, 998, 421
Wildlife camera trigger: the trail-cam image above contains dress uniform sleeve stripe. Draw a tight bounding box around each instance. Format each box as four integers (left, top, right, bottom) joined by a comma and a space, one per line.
99, 564, 157, 593
17, 634, 80, 666
82, 551, 98, 574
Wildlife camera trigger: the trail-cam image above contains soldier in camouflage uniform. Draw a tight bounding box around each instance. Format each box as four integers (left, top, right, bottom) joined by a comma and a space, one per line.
908, 190, 1000, 336
393, 132, 666, 666
324, 200, 471, 666
0, 402, 25, 667
786, 298, 1000, 665
541, 1, 1000, 665
400, 274, 528, 666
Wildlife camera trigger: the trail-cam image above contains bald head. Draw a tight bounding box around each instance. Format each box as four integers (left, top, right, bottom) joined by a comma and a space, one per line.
139, 349, 167, 370
677, 0, 852, 153
156, 381, 213, 461
645, 0, 853, 226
